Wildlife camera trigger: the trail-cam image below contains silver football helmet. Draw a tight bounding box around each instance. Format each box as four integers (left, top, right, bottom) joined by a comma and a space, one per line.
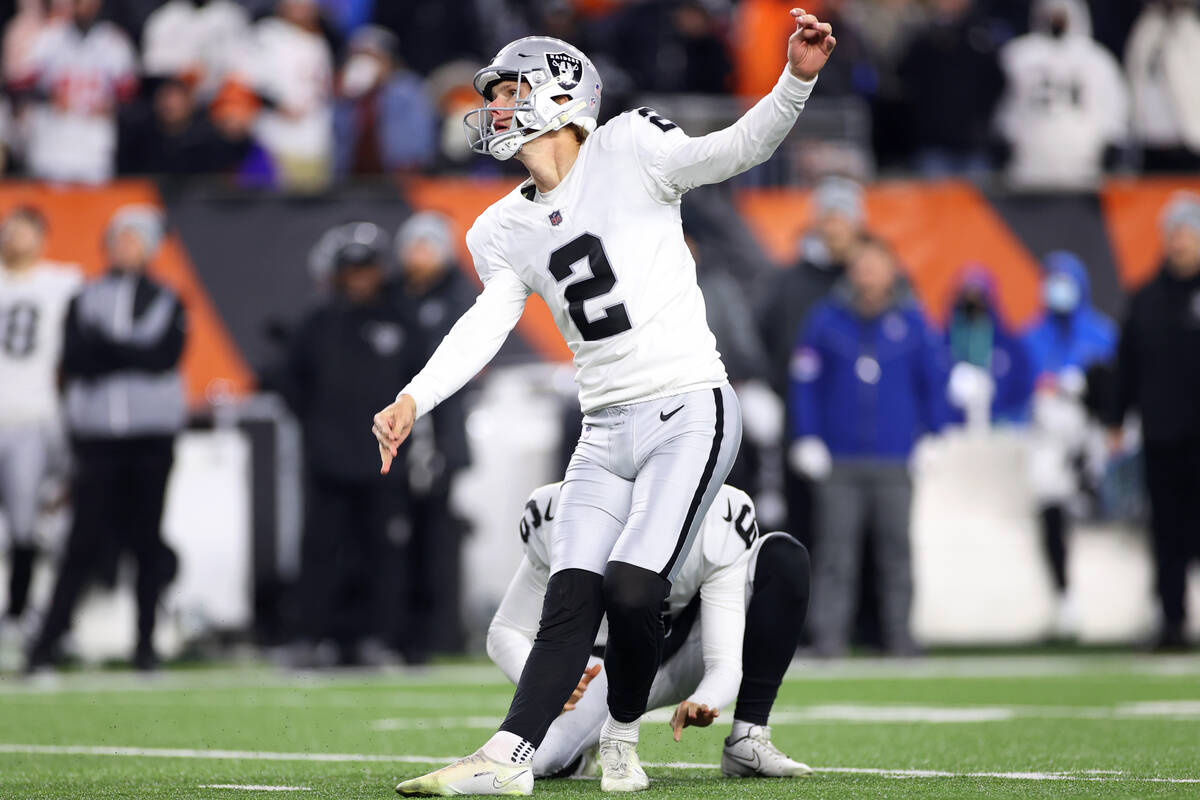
464, 36, 602, 161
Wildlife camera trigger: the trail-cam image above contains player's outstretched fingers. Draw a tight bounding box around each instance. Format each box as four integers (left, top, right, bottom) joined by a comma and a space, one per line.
563, 663, 603, 713
379, 441, 394, 475
670, 703, 687, 742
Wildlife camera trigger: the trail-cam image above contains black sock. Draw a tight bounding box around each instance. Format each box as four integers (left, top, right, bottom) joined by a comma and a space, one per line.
734, 537, 810, 726
1040, 505, 1067, 592
500, 568, 604, 746
602, 561, 670, 723
6, 544, 36, 619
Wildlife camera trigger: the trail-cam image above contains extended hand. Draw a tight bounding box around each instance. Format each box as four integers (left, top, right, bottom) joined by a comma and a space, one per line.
670, 701, 719, 742
787, 8, 836, 82
562, 663, 602, 713
372, 395, 416, 474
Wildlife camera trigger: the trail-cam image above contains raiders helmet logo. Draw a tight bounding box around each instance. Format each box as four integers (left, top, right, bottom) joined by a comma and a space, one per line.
545, 52, 583, 91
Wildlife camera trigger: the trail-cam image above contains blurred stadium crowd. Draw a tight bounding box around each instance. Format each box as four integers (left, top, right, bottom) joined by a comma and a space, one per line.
1, 0, 1200, 673
0, 0, 1196, 188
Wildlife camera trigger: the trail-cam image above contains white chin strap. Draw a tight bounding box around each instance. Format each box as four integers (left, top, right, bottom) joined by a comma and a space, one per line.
487, 99, 588, 162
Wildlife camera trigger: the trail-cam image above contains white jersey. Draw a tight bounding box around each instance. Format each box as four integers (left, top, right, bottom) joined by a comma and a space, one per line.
995, 15, 1127, 190
400, 69, 815, 417
242, 17, 333, 161
489, 482, 760, 710
142, 0, 250, 98
0, 262, 83, 428
21, 21, 137, 184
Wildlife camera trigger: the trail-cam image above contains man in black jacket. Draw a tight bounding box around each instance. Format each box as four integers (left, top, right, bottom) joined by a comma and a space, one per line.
1107, 191, 1200, 651
285, 222, 423, 665
28, 205, 186, 671
392, 212, 473, 660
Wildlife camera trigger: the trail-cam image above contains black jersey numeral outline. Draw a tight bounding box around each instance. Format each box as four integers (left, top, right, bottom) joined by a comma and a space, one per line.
546, 232, 633, 342
636, 107, 678, 133
733, 503, 758, 549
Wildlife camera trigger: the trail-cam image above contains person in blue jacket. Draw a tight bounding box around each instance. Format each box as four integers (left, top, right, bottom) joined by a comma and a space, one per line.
944, 263, 1037, 425
1023, 251, 1116, 637
789, 234, 949, 656
1025, 251, 1117, 377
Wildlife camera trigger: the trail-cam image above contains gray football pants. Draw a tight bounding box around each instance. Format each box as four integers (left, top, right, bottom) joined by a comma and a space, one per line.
553, 384, 742, 581
0, 423, 56, 546
810, 461, 913, 654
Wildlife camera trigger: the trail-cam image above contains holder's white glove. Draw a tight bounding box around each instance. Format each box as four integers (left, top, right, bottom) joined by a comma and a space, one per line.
737, 380, 785, 447
789, 436, 832, 480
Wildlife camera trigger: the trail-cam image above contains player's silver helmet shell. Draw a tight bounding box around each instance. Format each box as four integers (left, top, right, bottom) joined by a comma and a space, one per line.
464, 36, 602, 161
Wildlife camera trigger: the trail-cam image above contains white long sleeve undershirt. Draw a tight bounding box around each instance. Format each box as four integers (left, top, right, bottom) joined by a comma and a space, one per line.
397, 268, 529, 419
486, 555, 548, 684
655, 68, 816, 198
685, 558, 746, 711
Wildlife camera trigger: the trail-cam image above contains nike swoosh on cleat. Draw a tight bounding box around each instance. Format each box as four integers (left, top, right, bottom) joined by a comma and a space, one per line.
492, 770, 529, 790
659, 405, 685, 422
721, 499, 733, 522
728, 750, 761, 772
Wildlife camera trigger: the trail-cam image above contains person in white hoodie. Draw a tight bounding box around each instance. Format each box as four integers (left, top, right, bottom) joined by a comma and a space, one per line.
1125, 0, 1200, 172
995, 0, 1129, 190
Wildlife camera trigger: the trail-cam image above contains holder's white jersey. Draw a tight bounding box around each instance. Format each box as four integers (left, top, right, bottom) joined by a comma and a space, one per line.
400, 69, 815, 417
0, 262, 83, 428
489, 482, 760, 710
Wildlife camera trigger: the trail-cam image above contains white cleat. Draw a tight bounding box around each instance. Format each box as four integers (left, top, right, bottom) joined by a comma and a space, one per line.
395, 750, 533, 796
721, 725, 813, 778
598, 739, 649, 792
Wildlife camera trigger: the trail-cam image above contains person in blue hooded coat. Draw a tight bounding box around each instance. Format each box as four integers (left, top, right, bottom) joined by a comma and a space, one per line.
1023, 252, 1116, 637
1025, 252, 1117, 378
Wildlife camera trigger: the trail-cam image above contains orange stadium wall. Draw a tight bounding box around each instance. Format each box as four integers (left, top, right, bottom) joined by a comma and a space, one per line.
5, 176, 1198, 401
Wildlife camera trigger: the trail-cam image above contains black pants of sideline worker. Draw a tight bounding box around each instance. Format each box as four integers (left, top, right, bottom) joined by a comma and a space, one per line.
299, 474, 405, 656
30, 436, 175, 666
1143, 440, 1200, 636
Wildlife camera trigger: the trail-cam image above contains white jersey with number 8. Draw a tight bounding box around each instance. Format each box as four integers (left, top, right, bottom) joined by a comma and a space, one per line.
0, 263, 83, 428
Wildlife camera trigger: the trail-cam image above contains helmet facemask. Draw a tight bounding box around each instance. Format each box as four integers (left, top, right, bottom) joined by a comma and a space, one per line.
463, 64, 594, 161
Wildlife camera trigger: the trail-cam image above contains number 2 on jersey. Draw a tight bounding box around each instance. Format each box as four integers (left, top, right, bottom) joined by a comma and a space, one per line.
547, 233, 632, 342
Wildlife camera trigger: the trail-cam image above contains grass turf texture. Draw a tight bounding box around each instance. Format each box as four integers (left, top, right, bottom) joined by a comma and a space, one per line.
1, 655, 1198, 799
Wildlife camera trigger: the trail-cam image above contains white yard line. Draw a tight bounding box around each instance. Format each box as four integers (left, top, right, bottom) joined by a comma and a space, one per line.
369, 700, 1200, 730
2, 654, 1199, 696
1, 743, 1198, 784
0, 744, 460, 764
198, 786, 311, 792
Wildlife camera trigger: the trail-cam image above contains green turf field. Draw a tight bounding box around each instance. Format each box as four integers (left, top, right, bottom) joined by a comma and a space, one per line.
1, 654, 1199, 799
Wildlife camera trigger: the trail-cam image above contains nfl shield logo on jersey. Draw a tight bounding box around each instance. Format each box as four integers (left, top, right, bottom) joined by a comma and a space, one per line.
549, 209, 563, 226
545, 52, 582, 90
